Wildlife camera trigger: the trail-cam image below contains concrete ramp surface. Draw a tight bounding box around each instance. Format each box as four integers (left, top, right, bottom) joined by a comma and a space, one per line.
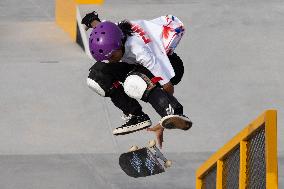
0, 0, 283, 188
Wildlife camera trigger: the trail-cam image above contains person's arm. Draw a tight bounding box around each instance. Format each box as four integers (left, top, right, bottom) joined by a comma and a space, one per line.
147, 124, 164, 149
162, 81, 174, 95
81, 11, 101, 30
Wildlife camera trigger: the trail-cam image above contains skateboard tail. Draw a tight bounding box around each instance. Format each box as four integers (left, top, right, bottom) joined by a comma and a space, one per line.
119, 155, 141, 178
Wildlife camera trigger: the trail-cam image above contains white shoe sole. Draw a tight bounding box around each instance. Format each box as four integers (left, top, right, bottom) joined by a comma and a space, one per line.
160, 115, 192, 130
113, 120, 152, 135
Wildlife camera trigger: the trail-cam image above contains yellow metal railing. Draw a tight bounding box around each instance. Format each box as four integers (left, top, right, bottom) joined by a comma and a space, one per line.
196, 110, 278, 189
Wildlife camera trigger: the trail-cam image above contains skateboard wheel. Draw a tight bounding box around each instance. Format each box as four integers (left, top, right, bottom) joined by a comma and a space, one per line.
128, 145, 139, 152
164, 160, 172, 168
148, 140, 156, 148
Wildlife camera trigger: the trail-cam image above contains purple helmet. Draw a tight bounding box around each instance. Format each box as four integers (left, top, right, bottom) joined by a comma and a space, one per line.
89, 21, 124, 61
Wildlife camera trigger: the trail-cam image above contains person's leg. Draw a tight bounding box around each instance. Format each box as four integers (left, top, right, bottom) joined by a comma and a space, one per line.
147, 87, 183, 117
109, 86, 143, 116
110, 86, 152, 135
147, 87, 191, 130
123, 65, 192, 130
123, 65, 183, 116
87, 62, 152, 135
165, 54, 193, 129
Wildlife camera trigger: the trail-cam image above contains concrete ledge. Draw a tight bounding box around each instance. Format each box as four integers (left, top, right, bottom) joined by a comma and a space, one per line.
55, 0, 104, 41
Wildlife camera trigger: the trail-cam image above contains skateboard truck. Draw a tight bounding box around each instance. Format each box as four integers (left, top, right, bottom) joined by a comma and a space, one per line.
128, 140, 172, 168
148, 140, 172, 168
128, 145, 139, 152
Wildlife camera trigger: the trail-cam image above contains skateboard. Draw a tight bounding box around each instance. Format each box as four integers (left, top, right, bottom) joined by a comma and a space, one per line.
119, 140, 172, 178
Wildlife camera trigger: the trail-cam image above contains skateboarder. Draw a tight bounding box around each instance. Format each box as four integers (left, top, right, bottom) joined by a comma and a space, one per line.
82, 12, 192, 147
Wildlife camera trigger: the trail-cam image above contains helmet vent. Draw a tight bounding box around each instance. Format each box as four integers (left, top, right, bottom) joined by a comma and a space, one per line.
101, 32, 105, 34
97, 38, 99, 42
90, 39, 93, 43
99, 49, 103, 53
95, 32, 97, 34
100, 25, 103, 28
91, 51, 94, 54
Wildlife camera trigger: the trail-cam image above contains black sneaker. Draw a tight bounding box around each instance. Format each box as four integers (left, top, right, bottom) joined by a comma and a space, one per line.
113, 114, 152, 135
160, 114, 192, 130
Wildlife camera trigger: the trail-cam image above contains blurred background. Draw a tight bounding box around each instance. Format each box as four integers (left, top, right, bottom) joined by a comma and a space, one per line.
0, 0, 283, 188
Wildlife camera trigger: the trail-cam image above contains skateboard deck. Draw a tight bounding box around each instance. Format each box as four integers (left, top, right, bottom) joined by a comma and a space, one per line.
119, 140, 171, 178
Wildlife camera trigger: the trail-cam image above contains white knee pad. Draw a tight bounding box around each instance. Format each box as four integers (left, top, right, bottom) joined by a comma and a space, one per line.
86, 78, 106, 97
124, 72, 157, 100
123, 74, 148, 99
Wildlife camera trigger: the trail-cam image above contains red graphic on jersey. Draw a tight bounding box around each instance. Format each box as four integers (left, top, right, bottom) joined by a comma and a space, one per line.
131, 24, 152, 44
163, 25, 172, 39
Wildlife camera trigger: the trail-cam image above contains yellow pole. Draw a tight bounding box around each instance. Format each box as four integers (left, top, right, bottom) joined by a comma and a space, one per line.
265, 110, 278, 189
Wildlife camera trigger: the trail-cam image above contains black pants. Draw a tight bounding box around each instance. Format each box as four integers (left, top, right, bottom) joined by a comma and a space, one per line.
88, 53, 184, 116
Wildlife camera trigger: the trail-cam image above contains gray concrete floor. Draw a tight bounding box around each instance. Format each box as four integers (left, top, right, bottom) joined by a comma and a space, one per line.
0, 152, 210, 189
0, 0, 283, 188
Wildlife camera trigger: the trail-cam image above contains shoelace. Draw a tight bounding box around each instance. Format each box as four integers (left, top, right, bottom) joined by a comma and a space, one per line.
121, 114, 133, 122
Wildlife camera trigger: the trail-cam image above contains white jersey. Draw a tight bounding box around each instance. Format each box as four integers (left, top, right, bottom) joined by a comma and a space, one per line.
121, 15, 185, 85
